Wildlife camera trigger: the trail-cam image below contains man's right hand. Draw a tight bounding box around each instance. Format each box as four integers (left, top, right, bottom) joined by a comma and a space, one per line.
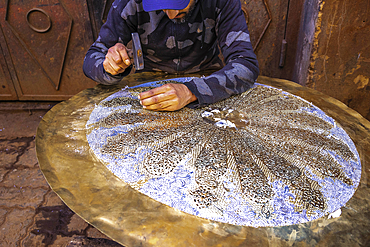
103, 43, 131, 75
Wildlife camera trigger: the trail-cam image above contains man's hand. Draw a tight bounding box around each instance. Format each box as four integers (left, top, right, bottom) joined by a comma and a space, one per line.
138, 83, 197, 111
103, 43, 131, 75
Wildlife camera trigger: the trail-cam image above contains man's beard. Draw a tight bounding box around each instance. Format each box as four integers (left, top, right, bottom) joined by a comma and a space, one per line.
171, 1, 196, 24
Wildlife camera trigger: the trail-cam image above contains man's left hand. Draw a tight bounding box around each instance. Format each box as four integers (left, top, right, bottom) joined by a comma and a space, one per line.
138, 83, 197, 111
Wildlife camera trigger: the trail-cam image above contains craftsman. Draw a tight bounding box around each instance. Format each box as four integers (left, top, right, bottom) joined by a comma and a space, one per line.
83, 0, 259, 111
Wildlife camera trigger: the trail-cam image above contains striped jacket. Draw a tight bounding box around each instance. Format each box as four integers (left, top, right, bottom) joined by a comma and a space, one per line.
83, 0, 259, 108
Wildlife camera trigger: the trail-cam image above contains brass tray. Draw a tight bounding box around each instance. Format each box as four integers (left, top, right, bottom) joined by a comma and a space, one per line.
36, 73, 370, 246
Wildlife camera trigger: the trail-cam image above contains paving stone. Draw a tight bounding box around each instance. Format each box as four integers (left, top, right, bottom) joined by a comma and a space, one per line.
24, 234, 84, 247
86, 226, 110, 239
26, 203, 83, 246
66, 236, 124, 247
0, 140, 18, 168
0, 208, 35, 246
42, 190, 65, 207
0, 168, 8, 183
0, 137, 34, 169
68, 214, 89, 233
0, 208, 8, 225
17, 140, 39, 168
2, 168, 49, 188
0, 187, 48, 208
21, 232, 48, 247
22, 193, 74, 247
0, 110, 47, 139
52, 236, 80, 247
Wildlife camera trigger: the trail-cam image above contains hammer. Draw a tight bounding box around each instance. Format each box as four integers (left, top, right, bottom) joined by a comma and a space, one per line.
127, 33, 144, 70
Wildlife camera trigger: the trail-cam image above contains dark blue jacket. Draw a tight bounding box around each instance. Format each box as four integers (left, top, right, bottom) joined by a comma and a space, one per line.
83, 0, 259, 108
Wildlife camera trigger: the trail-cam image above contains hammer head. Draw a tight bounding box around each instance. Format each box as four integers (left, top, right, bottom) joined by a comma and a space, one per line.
131, 33, 144, 70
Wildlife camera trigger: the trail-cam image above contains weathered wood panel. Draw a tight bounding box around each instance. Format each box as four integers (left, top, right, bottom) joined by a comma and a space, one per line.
0, 0, 96, 100
307, 0, 370, 121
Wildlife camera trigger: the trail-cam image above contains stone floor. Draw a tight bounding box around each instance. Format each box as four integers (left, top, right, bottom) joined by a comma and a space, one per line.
0, 108, 124, 247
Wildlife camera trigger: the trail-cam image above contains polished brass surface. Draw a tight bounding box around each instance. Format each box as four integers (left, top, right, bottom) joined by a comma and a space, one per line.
86, 79, 360, 227
36, 73, 370, 246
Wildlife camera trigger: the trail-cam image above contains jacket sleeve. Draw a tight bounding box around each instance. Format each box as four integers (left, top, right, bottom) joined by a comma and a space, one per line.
184, 0, 259, 108
83, 1, 135, 85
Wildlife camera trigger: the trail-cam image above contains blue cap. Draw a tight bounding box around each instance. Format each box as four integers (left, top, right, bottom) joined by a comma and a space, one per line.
142, 0, 190, 12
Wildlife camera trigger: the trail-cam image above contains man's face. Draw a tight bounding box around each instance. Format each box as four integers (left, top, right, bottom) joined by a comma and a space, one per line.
163, 0, 196, 24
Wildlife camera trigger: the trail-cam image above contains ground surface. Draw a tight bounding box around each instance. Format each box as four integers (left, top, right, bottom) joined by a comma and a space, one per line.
0, 108, 124, 247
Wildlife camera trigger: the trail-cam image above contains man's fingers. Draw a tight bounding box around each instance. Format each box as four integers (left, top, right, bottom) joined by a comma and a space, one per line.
142, 99, 174, 111
140, 89, 175, 107
139, 84, 172, 100
109, 60, 125, 73
110, 45, 130, 67
117, 47, 131, 66
103, 59, 124, 75
103, 60, 115, 75
103, 43, 131, 75
138, 83, 197, 111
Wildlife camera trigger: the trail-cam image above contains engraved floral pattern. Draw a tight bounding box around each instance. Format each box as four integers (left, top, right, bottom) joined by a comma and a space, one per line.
86, 79, 361, 227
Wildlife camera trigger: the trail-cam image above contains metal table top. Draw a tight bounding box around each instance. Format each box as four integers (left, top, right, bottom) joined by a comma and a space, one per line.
36, 73, 370, 247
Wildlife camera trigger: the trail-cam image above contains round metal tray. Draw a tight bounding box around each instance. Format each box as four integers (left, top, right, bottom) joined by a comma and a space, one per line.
36, 73, 370, 246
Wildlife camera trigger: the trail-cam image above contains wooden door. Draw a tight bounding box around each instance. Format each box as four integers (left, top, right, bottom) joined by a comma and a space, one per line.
0, 0, 96, 101
0, 24, 17, 100
241, 0, 304, 81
